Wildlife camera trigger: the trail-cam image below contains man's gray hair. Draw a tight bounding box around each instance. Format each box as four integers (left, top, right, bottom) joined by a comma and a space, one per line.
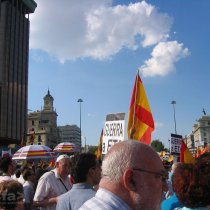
102, 140, 142, 182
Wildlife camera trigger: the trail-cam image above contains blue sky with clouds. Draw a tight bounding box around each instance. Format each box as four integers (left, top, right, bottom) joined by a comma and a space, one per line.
28, 0, 210, 148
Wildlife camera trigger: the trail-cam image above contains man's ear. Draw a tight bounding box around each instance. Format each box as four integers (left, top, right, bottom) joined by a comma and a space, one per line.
55, 162, 59, 168
123, 169, 136, 191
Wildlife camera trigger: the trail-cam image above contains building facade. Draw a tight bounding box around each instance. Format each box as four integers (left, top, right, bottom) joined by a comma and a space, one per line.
0, 0, 37, 145
27, 90, 60, 148
186, 115, 210, 148
58, 124, 81, 147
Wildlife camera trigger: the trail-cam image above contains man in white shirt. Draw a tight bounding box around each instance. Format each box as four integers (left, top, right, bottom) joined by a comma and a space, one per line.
33, 154, 71, 210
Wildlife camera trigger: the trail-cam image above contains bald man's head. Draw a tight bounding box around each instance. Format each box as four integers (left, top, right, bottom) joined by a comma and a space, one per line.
101, 140, 161, 182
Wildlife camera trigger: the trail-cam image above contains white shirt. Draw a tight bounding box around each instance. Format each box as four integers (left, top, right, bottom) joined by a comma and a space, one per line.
23, 180, 35, 203
0, 175, 13, 183
34, 169, 71, 210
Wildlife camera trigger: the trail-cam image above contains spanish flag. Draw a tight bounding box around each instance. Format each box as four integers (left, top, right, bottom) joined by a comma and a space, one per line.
200, 146, 210, 156
180, 140, 195, 163
29, 131, 36, 145
127, 72, 154, 145
194, 146, 201, 159
95, 129, 103, 160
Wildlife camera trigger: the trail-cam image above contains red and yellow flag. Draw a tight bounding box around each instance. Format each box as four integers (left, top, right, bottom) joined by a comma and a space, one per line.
29, 131, 36, 145
194, 146, 201, 159
95, 129, 103, 160
127, 72, 154, 144
180, 140, 195, 163
200, 145, 210, 156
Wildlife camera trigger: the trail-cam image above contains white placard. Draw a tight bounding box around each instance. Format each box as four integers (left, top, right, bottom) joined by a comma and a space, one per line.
170, 134, 182, 155
102, 120, 125, 154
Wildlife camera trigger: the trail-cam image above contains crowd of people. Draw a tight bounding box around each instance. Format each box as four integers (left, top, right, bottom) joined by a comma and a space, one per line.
0, 140, 209, 210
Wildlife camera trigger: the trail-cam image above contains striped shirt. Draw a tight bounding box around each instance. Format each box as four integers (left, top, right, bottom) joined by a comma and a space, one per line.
79, 188, 131, 210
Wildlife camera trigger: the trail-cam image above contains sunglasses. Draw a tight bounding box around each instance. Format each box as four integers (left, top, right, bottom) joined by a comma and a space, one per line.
133, 168, 168, 182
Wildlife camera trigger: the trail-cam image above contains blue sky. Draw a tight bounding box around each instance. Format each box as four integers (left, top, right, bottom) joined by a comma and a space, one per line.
28, 0, 210, 148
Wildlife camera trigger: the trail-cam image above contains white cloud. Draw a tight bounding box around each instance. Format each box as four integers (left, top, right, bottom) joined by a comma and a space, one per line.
30, 52, 44, 63
155, 122, 164, 128
30, 0, 172, 62
87, 113, 95, 117
153, 122, 164, 134
139, 41, 190, 77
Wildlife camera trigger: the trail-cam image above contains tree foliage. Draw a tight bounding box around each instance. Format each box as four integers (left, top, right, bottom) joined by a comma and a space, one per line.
151, 139, 165, 152
87, 145, 98, 154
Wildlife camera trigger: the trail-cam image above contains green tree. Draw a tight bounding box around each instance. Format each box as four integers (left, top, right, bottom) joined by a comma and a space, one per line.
87, 145, 98, 154
151, 139, 165, 152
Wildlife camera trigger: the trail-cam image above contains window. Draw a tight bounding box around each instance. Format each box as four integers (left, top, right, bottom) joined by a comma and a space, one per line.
41, 120, 49, 123
32, 120, 34, 125
38, 135, 42, 142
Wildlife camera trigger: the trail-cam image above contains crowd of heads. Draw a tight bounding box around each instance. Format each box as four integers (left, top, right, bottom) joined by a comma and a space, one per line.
0, 141, 209, 210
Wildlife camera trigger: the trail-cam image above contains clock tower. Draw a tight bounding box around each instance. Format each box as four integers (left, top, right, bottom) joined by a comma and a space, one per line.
27, 89, 59, 148
43, 89, 54, 111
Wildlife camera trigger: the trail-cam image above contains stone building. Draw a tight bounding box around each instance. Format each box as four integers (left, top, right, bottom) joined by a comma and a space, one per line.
0, 0, 37, 145
27, 90, 60, 148
186, 115, 210, 148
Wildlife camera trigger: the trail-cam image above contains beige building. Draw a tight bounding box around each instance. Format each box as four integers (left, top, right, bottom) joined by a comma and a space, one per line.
186, 115, 210, 148
27, 90, 60, 148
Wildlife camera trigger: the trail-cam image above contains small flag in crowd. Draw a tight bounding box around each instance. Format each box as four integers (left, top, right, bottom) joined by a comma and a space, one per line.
29, 130, 36, 145
1, 149, 11, 157
127, 71, 154, 145
194, 146, 201, 159
200, 145, 210, 156
180, 140, 195, 163
95, 129, 103, 160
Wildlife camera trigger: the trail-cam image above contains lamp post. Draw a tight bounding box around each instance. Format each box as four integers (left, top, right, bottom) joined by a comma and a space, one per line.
77, 98, 83, 149
83, 136, 86, 152
168, 138, 170, 152
171, 100, 177, 134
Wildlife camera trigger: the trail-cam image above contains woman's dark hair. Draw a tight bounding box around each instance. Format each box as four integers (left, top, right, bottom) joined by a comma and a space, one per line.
70, 153, 98, 183
0, 180, 24, 210
0, 157, 12, 173
22, 168, 34, 181
173, 162, 210, 208
15, 169, 21, 178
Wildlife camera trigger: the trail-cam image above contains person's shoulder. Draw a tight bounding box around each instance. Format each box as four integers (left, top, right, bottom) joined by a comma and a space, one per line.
23, 181, 29, 187
0, 176, 13, 182
178, 207, 209, 210
56, 191, 72, 209
79, 196, 97, 209
39, 170, 54, 180
58, 190, 72, 201
85, 188, 96, 196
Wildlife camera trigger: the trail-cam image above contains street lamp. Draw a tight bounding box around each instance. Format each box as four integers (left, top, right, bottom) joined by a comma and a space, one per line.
171, 100, 177, 134
77, 98, 83, 148
83, 136, 86, 152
